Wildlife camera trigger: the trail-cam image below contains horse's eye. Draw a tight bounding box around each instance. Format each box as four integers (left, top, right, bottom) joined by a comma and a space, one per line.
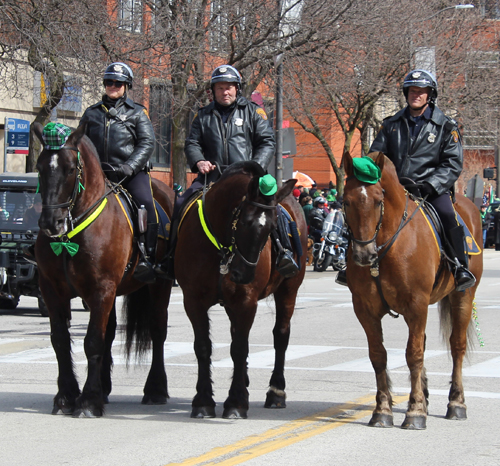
68, 168, 75, 176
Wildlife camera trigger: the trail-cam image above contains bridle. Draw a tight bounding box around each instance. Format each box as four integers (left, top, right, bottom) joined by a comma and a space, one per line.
40, 145, 115, 235
199, 193, 277, 275
41, 146, 84, 212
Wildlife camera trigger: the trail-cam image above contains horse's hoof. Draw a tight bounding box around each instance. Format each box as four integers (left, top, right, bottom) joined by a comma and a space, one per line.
72, 408, 101, 418
222, 407, 248, 419
368, 413, 394, 428
445, 405, 467, 420
401, 415, 426, 430
264, 390, 286, 409
142, 394, 167, 405
52, 397, 75, 415
191, 406, 216, 418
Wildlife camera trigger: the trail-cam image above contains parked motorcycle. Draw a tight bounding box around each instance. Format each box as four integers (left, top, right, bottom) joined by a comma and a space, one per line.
312, 210, 347, 272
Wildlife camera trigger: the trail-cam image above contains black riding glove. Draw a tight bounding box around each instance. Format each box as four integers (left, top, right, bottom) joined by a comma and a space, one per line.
420, 182, 435, 198
116, 164, 134, 179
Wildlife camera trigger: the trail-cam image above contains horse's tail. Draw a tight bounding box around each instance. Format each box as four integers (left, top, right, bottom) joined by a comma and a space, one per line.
123, 285, 152, 365
438, 295, 476, 358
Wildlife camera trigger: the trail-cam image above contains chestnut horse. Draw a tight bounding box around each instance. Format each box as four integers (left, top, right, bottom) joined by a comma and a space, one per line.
33, 122, 174, 417
343, 152, 483, 430
175, 161, 307, 419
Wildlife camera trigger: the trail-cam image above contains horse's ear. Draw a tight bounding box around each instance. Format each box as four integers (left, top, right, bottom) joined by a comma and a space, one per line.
275, 179, 296, 204
372, 151, 385, 172
68, 123, 87, 146
343, 151, 353, 177
32, 122, 44, 145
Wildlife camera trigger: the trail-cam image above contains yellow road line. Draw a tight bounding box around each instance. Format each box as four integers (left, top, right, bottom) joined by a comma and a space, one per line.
166, 394, 408, 466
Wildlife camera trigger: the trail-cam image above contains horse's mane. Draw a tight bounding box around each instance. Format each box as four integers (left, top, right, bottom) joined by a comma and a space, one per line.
74, 134, 101, 164
218, 160, 266, 182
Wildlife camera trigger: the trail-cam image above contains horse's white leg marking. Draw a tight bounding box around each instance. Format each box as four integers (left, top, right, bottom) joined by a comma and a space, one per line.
258, 212, 266, 226
50, 154, 59, 171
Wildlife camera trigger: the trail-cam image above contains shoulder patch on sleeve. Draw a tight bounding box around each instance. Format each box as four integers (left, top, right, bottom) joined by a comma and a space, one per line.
143, 108, 149, 118
256, 108, 268, 120
451, 130, 459, 143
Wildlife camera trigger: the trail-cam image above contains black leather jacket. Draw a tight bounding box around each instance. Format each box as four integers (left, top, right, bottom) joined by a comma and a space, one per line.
185, 95, 275, 174
370, 104, 462, 196
79, 96, 155, 174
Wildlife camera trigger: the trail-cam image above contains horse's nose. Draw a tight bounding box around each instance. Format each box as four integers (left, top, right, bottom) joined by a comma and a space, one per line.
352, 244, 377, 267
39, 213, 66, 237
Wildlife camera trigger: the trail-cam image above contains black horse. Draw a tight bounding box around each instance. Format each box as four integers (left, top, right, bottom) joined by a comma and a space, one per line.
33, 122, 174, 417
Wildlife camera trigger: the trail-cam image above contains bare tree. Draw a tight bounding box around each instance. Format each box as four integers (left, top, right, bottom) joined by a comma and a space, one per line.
282, 0, 493, 194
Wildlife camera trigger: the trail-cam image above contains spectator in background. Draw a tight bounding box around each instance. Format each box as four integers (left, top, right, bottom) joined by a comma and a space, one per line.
292, 188, 301, 201
301, 196, 313, 227
480, 204, 489, 246
23, 196, 42, 229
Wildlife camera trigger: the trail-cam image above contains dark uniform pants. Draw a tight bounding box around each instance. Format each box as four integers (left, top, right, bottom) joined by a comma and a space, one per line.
123, 171, 157, 224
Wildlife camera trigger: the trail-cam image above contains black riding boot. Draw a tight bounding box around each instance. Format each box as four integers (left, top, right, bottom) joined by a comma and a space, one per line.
335, 268, 348, 286
134, 223, 158, 284
154, 219, 178, 280
447, 225, 476, 292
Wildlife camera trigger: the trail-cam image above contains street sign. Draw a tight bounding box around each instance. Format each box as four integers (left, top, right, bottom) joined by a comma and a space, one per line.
4, 117, 30, 171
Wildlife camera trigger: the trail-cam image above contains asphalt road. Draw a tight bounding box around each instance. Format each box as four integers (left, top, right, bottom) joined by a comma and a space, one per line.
1, 250, 499, 466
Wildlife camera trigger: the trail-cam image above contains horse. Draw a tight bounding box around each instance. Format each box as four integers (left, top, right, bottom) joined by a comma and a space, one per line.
342, 151, 483, 429
175, 161, 307, 419
32, 122, 174, 417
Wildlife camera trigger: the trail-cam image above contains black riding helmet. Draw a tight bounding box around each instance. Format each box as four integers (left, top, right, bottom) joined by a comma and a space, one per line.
103, 62, 134, 89
210, 65, 242, 94
403, 69, 438, 104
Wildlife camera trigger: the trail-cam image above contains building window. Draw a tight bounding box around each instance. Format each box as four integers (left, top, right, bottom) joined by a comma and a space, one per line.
118, 0, 143, 33
149, 84, 172, 167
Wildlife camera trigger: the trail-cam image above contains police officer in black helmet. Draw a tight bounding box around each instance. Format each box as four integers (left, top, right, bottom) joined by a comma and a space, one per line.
155, 64, 276, 279
80, 62, 158, 283
337, 69, 475, 291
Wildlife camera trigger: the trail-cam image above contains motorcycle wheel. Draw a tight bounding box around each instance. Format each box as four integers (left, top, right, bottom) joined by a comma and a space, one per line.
314, 252, 332, 272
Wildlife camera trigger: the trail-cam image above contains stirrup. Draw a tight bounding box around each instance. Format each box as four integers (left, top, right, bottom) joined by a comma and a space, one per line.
134, 259, 156, 284
454, 267, 476, 292
335, 268, 348, 286
276, 249, 299, 278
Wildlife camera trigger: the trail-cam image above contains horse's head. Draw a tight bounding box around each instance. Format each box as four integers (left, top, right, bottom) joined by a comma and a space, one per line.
224, 162, 296, 284
33, 122, 96, 237
343, 152, 386, 267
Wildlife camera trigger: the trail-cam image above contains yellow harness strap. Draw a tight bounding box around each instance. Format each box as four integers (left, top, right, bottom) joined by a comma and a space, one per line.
65, 198, 108, 240
197, 199, 233, 251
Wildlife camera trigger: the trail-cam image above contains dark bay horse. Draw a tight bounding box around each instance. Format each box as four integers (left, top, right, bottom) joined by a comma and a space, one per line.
32, 122, 174, 417
342, 152, 483, 429
175, 161, 307, 419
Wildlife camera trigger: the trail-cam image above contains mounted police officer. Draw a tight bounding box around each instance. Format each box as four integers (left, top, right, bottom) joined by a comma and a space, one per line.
155, 64, 276, 279
337, 69, 475, 291
79, 62, 157, 283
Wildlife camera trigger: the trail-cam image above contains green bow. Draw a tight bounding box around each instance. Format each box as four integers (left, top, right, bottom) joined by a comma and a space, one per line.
50, 242, 80, 256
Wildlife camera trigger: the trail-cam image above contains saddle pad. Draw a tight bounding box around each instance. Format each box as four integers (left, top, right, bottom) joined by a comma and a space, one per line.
419, 206, 480, 256
114, 193, 170, 241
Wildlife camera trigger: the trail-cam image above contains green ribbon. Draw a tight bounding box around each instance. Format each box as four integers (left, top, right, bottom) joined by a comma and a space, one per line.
50, 241, 80, 257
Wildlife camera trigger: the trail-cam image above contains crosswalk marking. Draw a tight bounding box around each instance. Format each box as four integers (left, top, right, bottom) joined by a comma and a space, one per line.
1, 339, 499, 380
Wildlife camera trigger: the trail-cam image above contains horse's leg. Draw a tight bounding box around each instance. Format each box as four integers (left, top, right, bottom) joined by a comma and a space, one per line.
401, 307, 429, 430
353, 297, 393, 428
142, 280, 171, 405
444, 293, 474, 420
222, 302, 256, 419
264, 282, 297, 409
44, 286, 80, 415
184, 296, 215, 418
100, 301, 117, 404
74, 293, 116, 417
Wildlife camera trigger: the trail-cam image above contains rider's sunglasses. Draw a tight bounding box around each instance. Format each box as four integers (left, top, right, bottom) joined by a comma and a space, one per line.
104, 80, 125, 88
